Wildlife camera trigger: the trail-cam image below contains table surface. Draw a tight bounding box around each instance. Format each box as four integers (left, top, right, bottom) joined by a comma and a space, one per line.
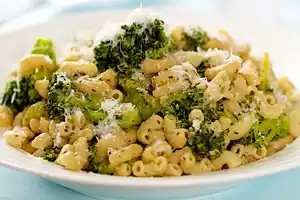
1, 0, 300, 199
1, 165, 300, 200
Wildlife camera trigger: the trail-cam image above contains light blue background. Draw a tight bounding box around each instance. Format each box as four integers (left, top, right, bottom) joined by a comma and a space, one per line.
1, 0, 300, 199
1, 166, 299, 200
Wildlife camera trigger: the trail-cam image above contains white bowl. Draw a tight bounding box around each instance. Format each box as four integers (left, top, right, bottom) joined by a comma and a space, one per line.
1, 8, 300, 200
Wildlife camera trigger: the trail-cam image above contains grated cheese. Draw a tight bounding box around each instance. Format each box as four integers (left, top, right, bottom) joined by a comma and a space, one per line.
192, 119, 201, 131
169, 62, 202, 86
101, 99, 134, 120
203, 49, 229, 67
124, 7, 157, 26
93, 8, 158, 47
54, 123, 62, 147
69, 89, 75, 97
94, 121, 118, 139
70, 46, 94, 62
94, 99, 134, 138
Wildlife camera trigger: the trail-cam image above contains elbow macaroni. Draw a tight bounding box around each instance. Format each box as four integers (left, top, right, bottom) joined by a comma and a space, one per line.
228, 114, 255, 140
108, 144, 143, 166
20, 54, 54, 77
97, 126, 136, 157
168, 146, 192, 164
212, 150, 242, 170
115, 163, 132, 176
99, 69, 117, 89
108, 89, 124, 101
137, 115, 165, 144
165, 128, 189, 149
75, 77, 112, 96
0, 106, 13, 127
180, 152, 196, 174
164, 163, 183, 176
259, 102, 283, 119
35, 79, 49, 98
132, 156, 168, 177
141, 56, 176, 74
31, 133, 53, 150
59, 60, 98, 77
56, 137, 88, 171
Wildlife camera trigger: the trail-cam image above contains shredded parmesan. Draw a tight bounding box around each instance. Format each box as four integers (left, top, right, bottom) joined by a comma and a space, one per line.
54, 123, 62, 147
70, 46, 94, 61
203, 49, 229, 67
93, 8, 158, 47
94, 121, 118, 139
192, 119, 201, 131
125, 7, 157, 26
169, 62, 202, 86
101, 99, 134, 119
94, 99, 134, 138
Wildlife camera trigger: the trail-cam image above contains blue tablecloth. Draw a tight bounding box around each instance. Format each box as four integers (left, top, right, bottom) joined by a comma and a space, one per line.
1, 165, 299, 200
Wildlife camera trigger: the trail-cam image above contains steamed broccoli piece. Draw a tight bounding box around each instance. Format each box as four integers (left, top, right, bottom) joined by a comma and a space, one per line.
22, 101, 48, 126
119, 77, 160, 121
183, 26, 209, 51
82, 101, 107, 124
164, 88, 225, 158
116, 108, 142, 128
188, 126, 226, 159
84, 109, 106, 123
232, 115, 289, 148
43, 147, 60, 162
46, 72, 76, 120
161, 88, 223, 128
0, 76, 42, 114
87, 137, 114, 174
32, 37, 56, 64
46, 72, 140, 126
46, 72, 106, 122
259, 52, 275, 92
0, 38, 56, 114
93, 18, 168, 75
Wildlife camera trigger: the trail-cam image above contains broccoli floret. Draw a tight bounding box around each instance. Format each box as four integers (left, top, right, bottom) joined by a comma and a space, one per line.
183, 26, 209, 51
161, 87, 223, 128
87, 137, 114, 174
46, 72, 77, 120
93, 18, 168, 75
119, 77, 160, 121
188, 126, 226, 159
32, 37, 56, 64
43, 147, 60, 162
47, 72, 140, 127
84, 109, 106, 123
22, 101, 48, 126
82, 99, 107, 124
1, 38, 57, 115
46, 72, 106, 122
231, 115, 289, 148
0, 76, 42, 114
116, 108, 142, 128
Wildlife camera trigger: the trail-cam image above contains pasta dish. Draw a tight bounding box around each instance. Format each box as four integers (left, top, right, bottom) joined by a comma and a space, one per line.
1, 8, 299, 177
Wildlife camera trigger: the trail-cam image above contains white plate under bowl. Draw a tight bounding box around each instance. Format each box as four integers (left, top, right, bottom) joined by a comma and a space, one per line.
1, 8, 300, 200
